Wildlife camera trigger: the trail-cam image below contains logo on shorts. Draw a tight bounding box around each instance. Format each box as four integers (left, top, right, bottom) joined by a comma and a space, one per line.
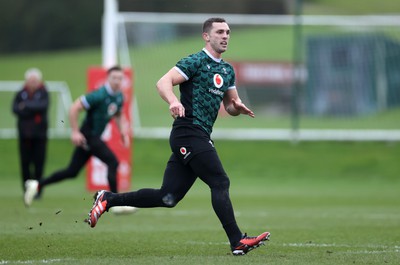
213, 74, 223, 88
180, 147, 187, 155
180, 147, 191, 159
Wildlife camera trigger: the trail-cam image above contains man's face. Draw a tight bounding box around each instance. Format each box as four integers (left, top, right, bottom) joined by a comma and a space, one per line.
108, 70, 124, 91
206, 22, 230, 54
25, 76, 41, 91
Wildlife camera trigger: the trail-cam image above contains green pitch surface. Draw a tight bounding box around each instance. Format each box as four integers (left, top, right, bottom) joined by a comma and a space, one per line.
1, 139, 399, 264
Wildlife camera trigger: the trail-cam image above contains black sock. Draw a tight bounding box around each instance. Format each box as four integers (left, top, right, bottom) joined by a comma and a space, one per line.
108, 188, 165, 209
223, 221, 242, 247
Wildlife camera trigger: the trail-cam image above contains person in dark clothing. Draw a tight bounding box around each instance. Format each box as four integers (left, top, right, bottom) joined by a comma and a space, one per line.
12, 68, 49, 197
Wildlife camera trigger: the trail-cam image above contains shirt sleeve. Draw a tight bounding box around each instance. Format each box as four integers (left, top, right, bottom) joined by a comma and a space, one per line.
81, 89, 103, 110
175, 54, 201, 81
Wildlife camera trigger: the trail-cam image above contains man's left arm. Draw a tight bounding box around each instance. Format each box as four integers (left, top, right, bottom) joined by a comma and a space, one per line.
223, 88, 255, 118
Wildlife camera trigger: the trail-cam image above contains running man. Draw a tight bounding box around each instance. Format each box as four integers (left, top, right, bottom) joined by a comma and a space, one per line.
86, 18, 270, 255
24, 66, 129, 207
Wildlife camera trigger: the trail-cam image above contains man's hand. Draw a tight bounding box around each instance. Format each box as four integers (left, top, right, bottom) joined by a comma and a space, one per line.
18, 102, 25, 110
71, 130, 87, 147
231, 99, 255, 118
121, 132, 130, 147
169, 101, 185, 119
156, 67, 187, 119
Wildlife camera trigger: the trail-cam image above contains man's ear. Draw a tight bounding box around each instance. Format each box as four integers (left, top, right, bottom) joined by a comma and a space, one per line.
202, 32, 210, 42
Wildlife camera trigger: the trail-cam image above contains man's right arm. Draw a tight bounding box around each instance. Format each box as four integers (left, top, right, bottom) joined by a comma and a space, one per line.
156, 67, 187, 119
69, 98, 86, 146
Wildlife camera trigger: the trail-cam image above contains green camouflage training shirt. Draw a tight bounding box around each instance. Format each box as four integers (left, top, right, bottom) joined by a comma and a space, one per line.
174, 48, 236, 135
80, 85, 124, 136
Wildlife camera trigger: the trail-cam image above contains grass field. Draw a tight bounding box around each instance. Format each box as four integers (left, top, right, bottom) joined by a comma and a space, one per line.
1, 138, 399, 264
1, 2, 400, 263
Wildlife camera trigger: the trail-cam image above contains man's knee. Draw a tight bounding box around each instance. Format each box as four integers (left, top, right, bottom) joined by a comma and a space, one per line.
162, 193, 178, 208
206, 173, 230, 190
64, 168, 80, 179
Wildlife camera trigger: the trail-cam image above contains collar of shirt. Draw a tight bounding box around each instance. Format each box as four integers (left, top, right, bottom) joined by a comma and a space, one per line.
105, 83, 116, 96
202, 48, 222, 63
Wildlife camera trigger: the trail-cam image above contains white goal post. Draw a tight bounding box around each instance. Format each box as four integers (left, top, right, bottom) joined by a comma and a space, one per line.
103, 0, 400, 141
0, 81, 72, 139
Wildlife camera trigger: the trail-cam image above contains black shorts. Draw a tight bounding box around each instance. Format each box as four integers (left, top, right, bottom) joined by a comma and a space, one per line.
169, 125, 215, 165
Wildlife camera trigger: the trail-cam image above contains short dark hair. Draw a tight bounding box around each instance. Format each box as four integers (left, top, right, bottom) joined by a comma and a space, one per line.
107, 65, 123, 75
202, 17, 226, 33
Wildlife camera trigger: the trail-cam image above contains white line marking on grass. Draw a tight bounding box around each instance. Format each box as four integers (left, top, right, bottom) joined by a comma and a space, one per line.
0, 259, 72, 264
283, 243, 351, 247
284, 243, 399, 248
345, 250, 400, 254
283, 243, 400, 254
182, 241, 400, 254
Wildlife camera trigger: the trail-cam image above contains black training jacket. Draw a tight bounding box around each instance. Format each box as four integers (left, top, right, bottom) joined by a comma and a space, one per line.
12, 85, 49, 139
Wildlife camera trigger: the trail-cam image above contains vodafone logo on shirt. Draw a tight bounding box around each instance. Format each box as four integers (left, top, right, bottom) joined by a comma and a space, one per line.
108, 102, 118, 116
213, 74, 224, 88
